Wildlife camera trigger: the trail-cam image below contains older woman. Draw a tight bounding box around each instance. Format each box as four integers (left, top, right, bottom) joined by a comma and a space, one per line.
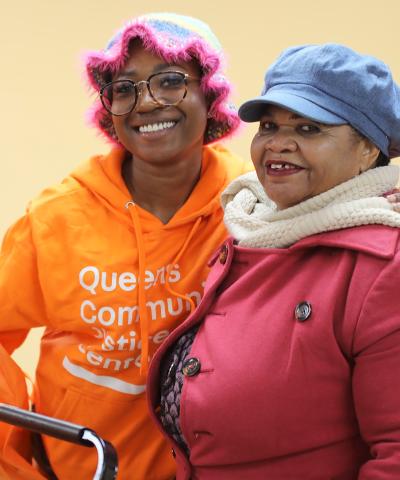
148, 44, 400, 479
0, 13, 250, 480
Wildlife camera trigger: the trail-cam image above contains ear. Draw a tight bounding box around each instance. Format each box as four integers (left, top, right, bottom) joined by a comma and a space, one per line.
359, 138, 380, 172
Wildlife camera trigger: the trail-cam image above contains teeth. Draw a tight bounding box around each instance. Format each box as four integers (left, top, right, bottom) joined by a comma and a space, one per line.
270, 163, 294, 169
139, 121, 176, 133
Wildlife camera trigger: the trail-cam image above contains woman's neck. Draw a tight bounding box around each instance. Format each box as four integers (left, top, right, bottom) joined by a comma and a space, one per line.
122, 152, 202, 224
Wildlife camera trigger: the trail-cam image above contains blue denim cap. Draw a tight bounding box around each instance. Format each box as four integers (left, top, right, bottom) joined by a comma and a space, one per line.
239, 44, 400, 158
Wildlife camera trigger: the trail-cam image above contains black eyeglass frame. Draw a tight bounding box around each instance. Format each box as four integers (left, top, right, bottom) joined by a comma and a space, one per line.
99, 71, 199, 116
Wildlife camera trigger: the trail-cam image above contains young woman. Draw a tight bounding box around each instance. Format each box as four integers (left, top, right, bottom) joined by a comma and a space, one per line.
0, 13, 250, 480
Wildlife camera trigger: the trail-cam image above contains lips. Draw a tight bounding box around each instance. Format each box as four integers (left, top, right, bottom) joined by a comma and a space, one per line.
265, 160, 304, 176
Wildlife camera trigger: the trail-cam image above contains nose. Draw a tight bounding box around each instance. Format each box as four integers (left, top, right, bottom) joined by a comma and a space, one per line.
134, 80, 159, 112
264, 130, 297, 153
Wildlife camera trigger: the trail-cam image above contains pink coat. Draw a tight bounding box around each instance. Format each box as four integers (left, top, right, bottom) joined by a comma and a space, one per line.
147, 225, 400, 479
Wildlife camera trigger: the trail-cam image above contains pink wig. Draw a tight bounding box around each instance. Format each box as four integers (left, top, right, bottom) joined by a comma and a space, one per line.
84, 13, 240, 145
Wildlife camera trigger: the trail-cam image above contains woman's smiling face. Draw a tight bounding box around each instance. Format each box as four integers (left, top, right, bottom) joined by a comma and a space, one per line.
112, 41, 208, 166
250, 105, 379, 209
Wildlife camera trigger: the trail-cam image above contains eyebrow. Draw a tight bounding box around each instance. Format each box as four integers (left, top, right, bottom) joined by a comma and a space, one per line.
115, 63, 181, 79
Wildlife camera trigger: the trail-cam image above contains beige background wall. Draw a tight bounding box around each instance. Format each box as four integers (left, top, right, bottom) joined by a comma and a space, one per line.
2, 0, 400, 377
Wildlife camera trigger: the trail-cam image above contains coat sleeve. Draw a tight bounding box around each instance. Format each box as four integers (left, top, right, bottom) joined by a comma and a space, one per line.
352, 252, 400, 479
0, 213, 47, 353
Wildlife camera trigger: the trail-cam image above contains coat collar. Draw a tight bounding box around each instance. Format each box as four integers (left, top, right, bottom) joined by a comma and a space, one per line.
293, 225, 399, 259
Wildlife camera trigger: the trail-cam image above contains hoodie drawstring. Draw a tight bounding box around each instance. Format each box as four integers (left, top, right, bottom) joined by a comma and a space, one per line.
125, 201, 203, 376
164, 216, 203, 313
125, 201, 150, 376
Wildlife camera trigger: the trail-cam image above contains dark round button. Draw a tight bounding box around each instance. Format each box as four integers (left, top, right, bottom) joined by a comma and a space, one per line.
182, 357, 201, 377
219, 244, 228, 264
295, 301, 312, 322
171, 448, 176, 458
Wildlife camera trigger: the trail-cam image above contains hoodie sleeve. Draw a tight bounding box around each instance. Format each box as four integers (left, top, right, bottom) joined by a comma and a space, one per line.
352, 251, 400, 479
0, 341, 47, 480
0, 214, 47, 354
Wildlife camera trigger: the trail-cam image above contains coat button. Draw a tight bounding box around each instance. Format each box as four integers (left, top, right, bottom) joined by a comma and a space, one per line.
171, 448, 176, 458
295, 301, 312, 322
219, 244, 228, 264
182, 357, 201, 377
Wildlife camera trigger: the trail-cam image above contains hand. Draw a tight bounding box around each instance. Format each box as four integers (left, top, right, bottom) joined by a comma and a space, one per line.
383, 188, 400, 212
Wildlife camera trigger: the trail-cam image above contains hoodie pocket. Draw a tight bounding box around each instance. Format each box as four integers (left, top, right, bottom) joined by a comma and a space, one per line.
40, 387, 153, 479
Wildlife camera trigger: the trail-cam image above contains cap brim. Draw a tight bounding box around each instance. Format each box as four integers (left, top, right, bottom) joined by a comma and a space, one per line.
238, 90, 346, 125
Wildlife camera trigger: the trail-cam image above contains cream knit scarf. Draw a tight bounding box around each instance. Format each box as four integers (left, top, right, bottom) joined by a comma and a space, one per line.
222, 165, 400, 248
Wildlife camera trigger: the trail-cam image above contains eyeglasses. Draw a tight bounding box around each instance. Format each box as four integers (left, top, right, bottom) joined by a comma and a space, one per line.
100, 71, 199, 116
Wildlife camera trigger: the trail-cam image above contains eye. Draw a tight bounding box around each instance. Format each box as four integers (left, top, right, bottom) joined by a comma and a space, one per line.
259, 121, 277, 133
298, 124, 321, 134
112, 81, 135, 97
157, 72, 186, 89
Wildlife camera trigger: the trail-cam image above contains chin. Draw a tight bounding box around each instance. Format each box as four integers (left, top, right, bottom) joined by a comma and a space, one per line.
268, 195, 298, 210
133, 145, 179, 162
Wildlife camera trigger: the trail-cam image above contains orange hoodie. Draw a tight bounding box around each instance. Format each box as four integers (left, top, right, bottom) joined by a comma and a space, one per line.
0, 144, 251, 480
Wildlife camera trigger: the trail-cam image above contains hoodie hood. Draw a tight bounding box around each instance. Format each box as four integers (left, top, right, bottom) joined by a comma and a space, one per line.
70, 144, 246, 230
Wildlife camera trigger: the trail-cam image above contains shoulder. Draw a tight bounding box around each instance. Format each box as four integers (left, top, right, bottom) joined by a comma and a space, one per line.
4, 154, 112, 250
296, 224, 400, 260
351, 236, 400, 355
25, 177, 89, 229
27, 154, 108, 221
